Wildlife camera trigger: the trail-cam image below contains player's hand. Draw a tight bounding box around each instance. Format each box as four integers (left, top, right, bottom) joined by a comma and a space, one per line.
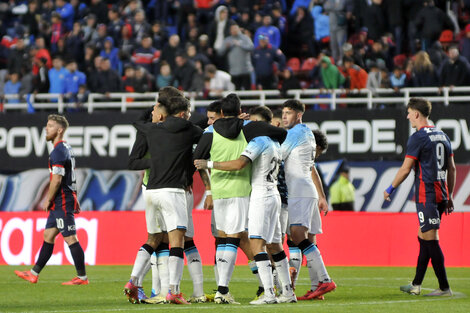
238, 112, 250, 120
204, 195, 213, 210
194, 159, 208, 169
384, 191, 391, 201
43, 199, 52, 212
445, 198, 454, 215
318, 197, 329, 216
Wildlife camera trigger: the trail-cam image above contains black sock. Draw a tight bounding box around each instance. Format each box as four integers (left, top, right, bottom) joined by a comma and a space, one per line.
412, 237, 430, 286
218, 286, 229, 294
427, 240, 449, 290
32, 242, 54, 274
69, 242, 86, 277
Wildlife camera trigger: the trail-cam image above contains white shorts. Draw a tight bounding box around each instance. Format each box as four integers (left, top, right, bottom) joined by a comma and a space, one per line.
213, 196, 249, 235
248, 194, 282, 244
279, 203, 289, 235
146, 188, 188, 233
288, 197, 318, 232
185, 191, 195, 238
308, 199, 323, 235
143, 186, 166, 234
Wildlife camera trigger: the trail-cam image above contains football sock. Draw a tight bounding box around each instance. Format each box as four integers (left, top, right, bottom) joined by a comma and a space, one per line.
272, 250, 294, 295
156, 243, 170, 296
130, 244, 153, 282
216, 237, 226, 287
298, 239, 330, 283
214, 238, 220, 285
68, 242, 87, 277
32, 241, 54, 274
184, 240, 204, 297
308, 245, 321, 290
287, 240, 302, 281
427, 239, 450, 290
412, 237, 430, 286
169, 247, 184, 295
150, 252, 160, 296
254, 252, 275, 297
248, 259, 263, 288
218, 237, 240, 288
137, 258, 151, 287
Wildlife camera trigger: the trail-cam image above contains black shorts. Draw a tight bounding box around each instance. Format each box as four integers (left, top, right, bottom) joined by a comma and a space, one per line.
45, 209, 77, 237
416, 201, 446, 233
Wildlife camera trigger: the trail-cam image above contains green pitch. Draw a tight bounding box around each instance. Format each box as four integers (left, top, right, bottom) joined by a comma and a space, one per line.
3, 265, 469, 312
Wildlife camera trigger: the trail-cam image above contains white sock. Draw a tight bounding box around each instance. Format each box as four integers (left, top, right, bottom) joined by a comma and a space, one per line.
218, 240, 239, 287
288, 246, 302, 283
274, 254, 294, 296
157, 249, 169, 296
169, 249, 184, 295
137, 258, 151, 287
130, 245, 152, 282
255, 253, 275, 297
150, 252, 160, 296
213, 258, 219, 286
249, 259, 263, 288
185, 245, 204, 297
303, 244, 330, 284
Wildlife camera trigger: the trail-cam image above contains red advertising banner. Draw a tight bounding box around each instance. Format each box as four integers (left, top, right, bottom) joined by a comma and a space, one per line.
1, 211, 468, 267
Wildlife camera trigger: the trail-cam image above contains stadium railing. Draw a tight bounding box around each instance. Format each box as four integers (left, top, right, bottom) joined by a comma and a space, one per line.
1, 87, 468, 113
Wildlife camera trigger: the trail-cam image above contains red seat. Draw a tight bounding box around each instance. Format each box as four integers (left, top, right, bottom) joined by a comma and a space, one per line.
301, 57, 317, 71
287, 57, 300, 72
439, 30, 454, 43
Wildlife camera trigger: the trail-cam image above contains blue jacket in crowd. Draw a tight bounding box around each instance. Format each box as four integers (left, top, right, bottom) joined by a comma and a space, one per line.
64, 70, 86, 94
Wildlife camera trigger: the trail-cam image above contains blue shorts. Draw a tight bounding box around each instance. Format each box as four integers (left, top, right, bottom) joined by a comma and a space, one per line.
416, 202, 446, 233
45, 209, 77, 237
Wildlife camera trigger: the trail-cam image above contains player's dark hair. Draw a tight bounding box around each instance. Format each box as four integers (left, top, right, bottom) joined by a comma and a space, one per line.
158, 86, 184, 108
207, 100, 222, 113
249, 106, 273, 123
313, 129, 328, 152
167, 96, 190, 116
221, 93, 241, 117
282, 99, 305, 113
272, 108, 282, 119
48, 114, 69, 130
407, 97, 431, 117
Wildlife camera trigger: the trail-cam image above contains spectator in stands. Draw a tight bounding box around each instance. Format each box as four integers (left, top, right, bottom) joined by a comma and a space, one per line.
107, 6, 124, 44
342, 56, 368, 90
411, 51, 439, 87
439, 46, 470, 87
132, 10, 152, 43
34, 57, 50, 94
66, 22, 85, 68
172, 51, 197, 91
122, 65, 136, 92
8, 38, 30, 75
404, 0, 424, 54
312, 5, 330, 52
82, 14, 98, 43
197, 34, 213, 60
187, 43, 210, 66
91, 24, 109, 52
271, 3, 286, 34
366, 62, 382, 94
96, 57, 122, 95
156, 62, 177, 90
343, 42, 365, 69
218, 23, 254, 90
100, 37, 120, 73
238, 9, 254, 35
75, 84, 89, 109
324, 0, 348, 63
280, 67, 301, 98
50, 12, 65, 55
252, 34, 285, 90
415, 0, 454, 51
89, 0, 108, 25
189, 59, 206, 93
384, 0, 405, 55
150, 21, 168, 50
254, 14, 281, 49
181, 12, 202, 44
363, 0, 386, 42
209, 6, 235, 70
330, 163, 355, 211
55, 0, 74, 32
320, 56, 345, 89
48, 56, 67, 95
427, 41, 447, 69
459, 24, 470, 62
286, 6, 314, 59
161, 34, 181, 70
19, 65, 34, 101
134, 66, 155, 93
22, 1, 40, 37
4, 72, 21, 104
205, 63, 234, 96
64, 61, 86, 103
132, 36, 160, 76
118, 24, 136, 61
365, 41, 390, 71
390, 67, 407, 91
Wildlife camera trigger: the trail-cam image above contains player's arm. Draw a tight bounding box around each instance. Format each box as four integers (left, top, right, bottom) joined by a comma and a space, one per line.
128, 131, 151, 170
446, 155, 456, 214
384, 157, 415, 201
44, 174, 62, 212
194, 155, 251, 171
312, 166, 329, 216
198, 168, 213, 210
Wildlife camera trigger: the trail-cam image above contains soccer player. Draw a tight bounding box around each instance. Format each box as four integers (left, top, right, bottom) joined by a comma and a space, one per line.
195, 106, 297, 304
384, 98, 455, 297
15, 115, 88, 285
281, 100, 336, 300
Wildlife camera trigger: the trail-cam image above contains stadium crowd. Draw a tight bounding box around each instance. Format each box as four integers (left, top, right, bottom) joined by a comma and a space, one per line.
1, 0, 470, 106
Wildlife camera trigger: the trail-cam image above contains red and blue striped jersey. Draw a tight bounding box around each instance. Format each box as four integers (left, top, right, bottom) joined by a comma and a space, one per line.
405, 126, 453, 204
48, 141, 78, 212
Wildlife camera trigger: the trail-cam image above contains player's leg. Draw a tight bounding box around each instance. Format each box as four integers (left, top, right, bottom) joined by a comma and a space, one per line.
156, 234, 170, 296
61, 211, 88, 285
249, 238, 277, 304
240, 231, 264, 298
15, 214, 60, 283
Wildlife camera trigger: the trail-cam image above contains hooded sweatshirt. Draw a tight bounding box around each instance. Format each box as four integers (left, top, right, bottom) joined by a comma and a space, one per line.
320, 56, 345, 88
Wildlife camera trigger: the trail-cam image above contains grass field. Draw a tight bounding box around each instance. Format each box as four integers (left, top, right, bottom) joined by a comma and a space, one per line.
3, 265, 469, 312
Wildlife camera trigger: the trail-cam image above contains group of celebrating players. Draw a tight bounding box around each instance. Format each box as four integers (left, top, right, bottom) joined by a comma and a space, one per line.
122, 86, 336, 305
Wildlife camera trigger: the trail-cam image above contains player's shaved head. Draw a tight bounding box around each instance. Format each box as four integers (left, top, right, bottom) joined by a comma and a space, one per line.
158, 86, 184, 107
249, 106, 273, 123
48, 114, 69, 130
407, 97, 431, 117
168, 96, 190, 116
221, 93, 241, 117
313, 129, 328, 152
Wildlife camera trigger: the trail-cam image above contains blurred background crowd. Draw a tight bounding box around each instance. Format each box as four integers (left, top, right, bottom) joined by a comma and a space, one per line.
0, 0, 469, 107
